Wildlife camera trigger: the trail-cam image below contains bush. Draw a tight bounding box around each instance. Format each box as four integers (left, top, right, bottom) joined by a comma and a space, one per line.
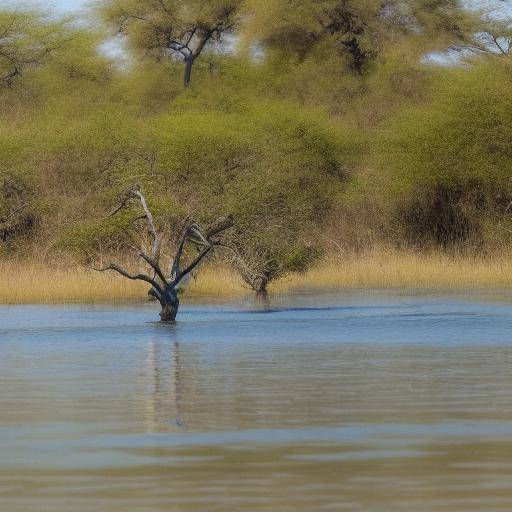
142, 101, 359, 288
376, 61, 512, 248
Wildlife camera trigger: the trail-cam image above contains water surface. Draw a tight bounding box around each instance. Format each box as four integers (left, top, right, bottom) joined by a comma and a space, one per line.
2, 291, 512, 511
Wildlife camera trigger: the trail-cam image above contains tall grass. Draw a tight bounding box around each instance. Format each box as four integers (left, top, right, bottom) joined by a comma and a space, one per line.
0, 261, 246, 304
276, 250, 512, 293
1, 250, 512, 304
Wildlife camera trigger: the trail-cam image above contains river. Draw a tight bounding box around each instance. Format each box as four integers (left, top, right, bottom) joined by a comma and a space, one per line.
1, 291, 512, 511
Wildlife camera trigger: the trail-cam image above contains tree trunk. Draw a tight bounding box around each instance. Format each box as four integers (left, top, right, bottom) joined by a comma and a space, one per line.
184, 55, 194, 88
254, 274, 269, 295
159, 285, 180, 322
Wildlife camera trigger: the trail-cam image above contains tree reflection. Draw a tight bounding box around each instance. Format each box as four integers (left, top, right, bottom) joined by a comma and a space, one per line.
144, 330, 185, 432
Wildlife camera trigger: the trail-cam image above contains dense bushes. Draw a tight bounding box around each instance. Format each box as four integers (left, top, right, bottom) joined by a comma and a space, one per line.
58, 101, 357, 287
376, 62, 512, 249
1, 4, 512, 288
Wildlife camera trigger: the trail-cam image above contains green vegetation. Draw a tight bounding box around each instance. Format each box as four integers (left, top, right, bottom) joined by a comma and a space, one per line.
1, 0, 511, 294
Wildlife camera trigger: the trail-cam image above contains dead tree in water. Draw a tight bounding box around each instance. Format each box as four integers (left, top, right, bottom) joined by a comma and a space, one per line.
96, 188, 233, 322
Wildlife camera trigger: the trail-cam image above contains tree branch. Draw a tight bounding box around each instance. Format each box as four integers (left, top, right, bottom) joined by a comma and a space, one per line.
95, 263, 163, 294
174, 244, 213, 285
171, 218, 192, 278
138, 251, 168, 284
130, 189, 162, 262
0, 203, 28, 225
205, 215, 234, 240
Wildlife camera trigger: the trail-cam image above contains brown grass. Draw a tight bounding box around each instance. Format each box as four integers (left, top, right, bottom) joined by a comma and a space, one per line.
275, 250, 512, 294
1, 250, 512, 304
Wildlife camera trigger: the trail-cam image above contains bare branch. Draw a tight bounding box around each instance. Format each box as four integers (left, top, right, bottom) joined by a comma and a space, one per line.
138, 251, 168, 284
131, 190, 157, 237
131, 189, 162, 261
157, 0, 171, 16
205, 215, 234, 240
491, 34, 509, 55
0, 203, 28, 225
108, 192, 133, 218
171, 218, 192, 278
215, 241, 267, 290
175, 244, 213, 285
95, 263, 163, 294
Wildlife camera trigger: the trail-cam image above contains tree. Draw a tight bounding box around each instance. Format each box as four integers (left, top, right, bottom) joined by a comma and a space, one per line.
0, 10, 73, 87
375, 61, 512, 248
99, 0, 242, 87
133, 103, 355, 294
223, 234, 319, 295
67, 187, 233, 321
245, 0, 477, 73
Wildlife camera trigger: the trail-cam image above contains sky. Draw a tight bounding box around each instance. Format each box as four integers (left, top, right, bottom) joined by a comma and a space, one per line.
1, 0, 510, 16
49, 0, 87, 10
0, 0, 88, 12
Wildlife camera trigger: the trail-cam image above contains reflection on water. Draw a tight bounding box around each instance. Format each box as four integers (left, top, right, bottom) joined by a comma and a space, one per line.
2, 291, 512, 511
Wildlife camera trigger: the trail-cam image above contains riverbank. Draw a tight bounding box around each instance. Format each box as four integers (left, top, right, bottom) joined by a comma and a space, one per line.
2, 250, 512, 304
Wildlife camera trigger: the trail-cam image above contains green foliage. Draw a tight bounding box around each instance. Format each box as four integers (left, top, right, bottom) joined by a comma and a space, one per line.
376, 61, 512, 247
245, 0, 475, 72
98, 0, 243, 86
58, 213, 135, 260
281, 245, 320, 273
140, 102, 357, 284
2, 3, 512, 284
0, 9, 100, 88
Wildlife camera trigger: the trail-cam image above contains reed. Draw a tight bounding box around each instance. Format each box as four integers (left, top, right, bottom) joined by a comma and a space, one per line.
275, 250, 512, 294
1, 250, 512, 304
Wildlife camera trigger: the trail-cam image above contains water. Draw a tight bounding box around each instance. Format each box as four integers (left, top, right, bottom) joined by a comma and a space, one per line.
2, 291, 512, 511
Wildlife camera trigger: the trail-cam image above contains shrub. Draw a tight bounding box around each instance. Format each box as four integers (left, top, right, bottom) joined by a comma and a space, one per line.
376, 61, 512, 248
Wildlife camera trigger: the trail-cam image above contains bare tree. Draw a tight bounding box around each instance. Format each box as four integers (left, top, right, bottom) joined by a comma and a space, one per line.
96, 188, 233, 321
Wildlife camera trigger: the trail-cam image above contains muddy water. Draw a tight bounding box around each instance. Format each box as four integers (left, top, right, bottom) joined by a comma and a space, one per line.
2, 292, 512, 511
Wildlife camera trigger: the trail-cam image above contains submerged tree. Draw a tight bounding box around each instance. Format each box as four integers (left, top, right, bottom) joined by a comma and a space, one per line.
64, 188, 233, 321
222, 231, 319, 295
99, 0, 242, 87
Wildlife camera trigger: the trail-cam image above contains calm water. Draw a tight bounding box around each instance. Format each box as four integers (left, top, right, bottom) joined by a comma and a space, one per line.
2, 291, 512, 511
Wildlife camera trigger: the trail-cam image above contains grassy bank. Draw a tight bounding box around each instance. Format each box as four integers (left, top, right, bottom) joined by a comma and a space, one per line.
2, 251, 512, 304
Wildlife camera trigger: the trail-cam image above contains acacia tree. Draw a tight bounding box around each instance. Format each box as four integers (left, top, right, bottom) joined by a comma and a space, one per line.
221, 231, 319, 295
91, 188, 233, 321
245, 0, 478, 72
100, 0, 242, 87
0, 10, 73, 87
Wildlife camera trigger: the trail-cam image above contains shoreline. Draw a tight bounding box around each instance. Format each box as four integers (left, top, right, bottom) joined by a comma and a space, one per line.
2, 251, 512, 305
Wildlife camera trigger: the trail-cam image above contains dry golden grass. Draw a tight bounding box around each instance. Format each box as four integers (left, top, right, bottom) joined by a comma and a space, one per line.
0, 261, 247, 304
0, 262, 148, 304
2, 250, 512, 304
276, 250, 512, 293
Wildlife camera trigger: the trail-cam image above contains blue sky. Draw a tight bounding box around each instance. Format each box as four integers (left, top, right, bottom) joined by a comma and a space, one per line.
49, 0, 87, 10
0, 0, 88, 11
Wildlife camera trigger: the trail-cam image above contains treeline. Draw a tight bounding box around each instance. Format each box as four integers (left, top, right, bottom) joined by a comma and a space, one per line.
0, 0, 511, 286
